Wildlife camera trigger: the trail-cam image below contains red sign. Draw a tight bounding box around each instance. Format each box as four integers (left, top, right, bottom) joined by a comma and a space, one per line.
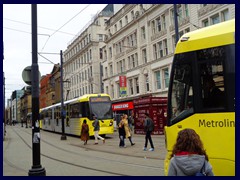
119, 76, 126, 87
112, 102, 134, 111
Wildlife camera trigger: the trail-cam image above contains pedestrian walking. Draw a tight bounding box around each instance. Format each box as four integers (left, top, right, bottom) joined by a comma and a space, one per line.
128, 111, 134, 131
143, 113, 154, 151
168, 128, 214, 176
122, 114, 135, 146
118, 116, 126, 148
80, 119, 89, 145
93, 115, 105, 144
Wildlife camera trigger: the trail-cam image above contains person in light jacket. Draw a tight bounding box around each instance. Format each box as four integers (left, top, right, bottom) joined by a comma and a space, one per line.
168, 128, 214, 176
93, 115, 105, 144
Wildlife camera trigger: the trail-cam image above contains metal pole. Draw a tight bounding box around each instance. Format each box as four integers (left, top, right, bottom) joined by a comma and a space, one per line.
100, 62, 103, 93
28, 4, 46, 176
174, 4, 179, 45
3, 72, 5, 140
60, 50, 67, 140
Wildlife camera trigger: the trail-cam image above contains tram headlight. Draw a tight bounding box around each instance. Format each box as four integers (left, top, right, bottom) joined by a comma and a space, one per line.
109, 120, 113, 126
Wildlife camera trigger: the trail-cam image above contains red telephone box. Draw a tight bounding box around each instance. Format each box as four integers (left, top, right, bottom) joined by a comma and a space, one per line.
133, 97, 167, 135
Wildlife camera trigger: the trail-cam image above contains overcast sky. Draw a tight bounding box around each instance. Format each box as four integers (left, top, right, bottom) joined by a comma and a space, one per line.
3, 4, 108, 104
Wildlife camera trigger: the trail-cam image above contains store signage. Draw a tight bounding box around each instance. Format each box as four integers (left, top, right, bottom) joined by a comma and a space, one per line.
119, 76, 127, 97
112, 102, 133, 111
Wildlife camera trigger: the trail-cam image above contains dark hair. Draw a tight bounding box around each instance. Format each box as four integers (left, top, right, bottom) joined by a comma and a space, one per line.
145, 113, 149, 116
170, 128, 209, 160
83, 119, 87, 124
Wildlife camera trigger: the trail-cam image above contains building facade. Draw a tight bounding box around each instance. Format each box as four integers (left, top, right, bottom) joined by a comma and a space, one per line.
63, 4, 114, 100
11, 90, 24, 123
102, 4, 235, 104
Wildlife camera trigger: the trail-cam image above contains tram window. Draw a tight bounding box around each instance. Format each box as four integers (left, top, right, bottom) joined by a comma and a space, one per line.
198, 47, 225, 109
80, 102, 90, 118
170, 61, 193, 120
70, 104, 81, 118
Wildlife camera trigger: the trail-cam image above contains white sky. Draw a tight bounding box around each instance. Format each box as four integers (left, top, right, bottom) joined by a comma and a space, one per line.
3, 4, 108, 104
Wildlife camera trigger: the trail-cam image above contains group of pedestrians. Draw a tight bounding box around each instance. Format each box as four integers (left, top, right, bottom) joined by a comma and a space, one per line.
118, 114, 135, 148
80, 115, 105, 145
80, 112, 214, 176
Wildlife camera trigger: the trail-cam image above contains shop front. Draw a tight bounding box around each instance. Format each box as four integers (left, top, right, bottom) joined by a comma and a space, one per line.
112, 101, 134, 126
133, 96, 167, 135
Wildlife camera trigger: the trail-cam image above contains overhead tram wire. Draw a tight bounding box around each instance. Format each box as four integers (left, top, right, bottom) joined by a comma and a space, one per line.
4, 18, 76, 36
40, 4, 91, 52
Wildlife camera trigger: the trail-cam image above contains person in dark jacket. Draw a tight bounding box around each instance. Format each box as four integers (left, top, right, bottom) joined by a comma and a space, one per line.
143, 113, 154, 151
118, 116, 126, 147
168, 128, 214, 176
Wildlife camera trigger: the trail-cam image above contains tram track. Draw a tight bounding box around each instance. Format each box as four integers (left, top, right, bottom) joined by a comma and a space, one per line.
8, 127, 163, 176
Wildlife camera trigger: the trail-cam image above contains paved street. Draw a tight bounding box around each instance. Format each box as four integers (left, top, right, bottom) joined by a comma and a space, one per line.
3, 124, 167, 176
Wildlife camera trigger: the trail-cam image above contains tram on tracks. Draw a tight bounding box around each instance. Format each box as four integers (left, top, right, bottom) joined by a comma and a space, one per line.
40, 93, 114, 137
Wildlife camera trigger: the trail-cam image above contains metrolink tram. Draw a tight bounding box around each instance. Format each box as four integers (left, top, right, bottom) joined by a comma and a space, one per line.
40, 94, 114, 136
164, 19, 235, 176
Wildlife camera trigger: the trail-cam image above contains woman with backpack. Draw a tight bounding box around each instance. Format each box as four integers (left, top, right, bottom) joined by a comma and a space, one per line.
167, 128, 214, 176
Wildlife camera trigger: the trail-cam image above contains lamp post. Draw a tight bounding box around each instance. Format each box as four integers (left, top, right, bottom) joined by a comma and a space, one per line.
173, 4, 179, 45
60, 50, 67, 140
38, 50, 68, 140
28, 4, 46, 176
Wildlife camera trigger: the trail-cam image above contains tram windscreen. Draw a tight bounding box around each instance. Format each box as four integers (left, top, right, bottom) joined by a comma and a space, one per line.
90, 97, 113, 120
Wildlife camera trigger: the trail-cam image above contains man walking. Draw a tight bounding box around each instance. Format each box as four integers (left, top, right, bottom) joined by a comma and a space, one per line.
93, 115, 105, 144
143, 113, 154, 151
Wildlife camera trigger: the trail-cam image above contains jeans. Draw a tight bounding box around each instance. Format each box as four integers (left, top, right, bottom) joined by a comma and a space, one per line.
119, 135, 125, 147
144, 131, 154, 148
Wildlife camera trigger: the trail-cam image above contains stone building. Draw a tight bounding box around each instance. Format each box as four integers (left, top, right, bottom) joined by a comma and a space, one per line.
63, 4, 114, 100
102, 4, 235, 107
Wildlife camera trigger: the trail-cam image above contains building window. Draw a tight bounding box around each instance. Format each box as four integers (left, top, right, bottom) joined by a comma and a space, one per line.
129, 79, 133, 95
163, 68, 169, 89
184, 4, 189, 17
177, 5, 183, 21
135, 77, 139, 94
131, 11, 134, 20
99, 34, 103, 41
114, 24, 117, 32
145, 74, 150, 92
111, 84, 114, 99
142, 49, 147, 63
221, 9, 229, 21
141, 26, 146, 40
109, 47, 112, 58
156, 17, 161, 32
132, 55, 135, 68
153, 44, 157, 60
151, 21, 155, 34
155, 71, 161, 89
163, 39, 168, 56
158, 41, 163, 58
105, 67, 108, 78
211, 14, 220, 25
125, 15, 128, 24
202, 19, 209, 27
110, 64, 113, 76
161, 14, 166, 30
119, 20, 122, 28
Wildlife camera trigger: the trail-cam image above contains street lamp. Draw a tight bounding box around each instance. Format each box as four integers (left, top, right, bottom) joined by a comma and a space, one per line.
28, 4, 46, 176
60, 50, 67, 140
38, 51, 67, 140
